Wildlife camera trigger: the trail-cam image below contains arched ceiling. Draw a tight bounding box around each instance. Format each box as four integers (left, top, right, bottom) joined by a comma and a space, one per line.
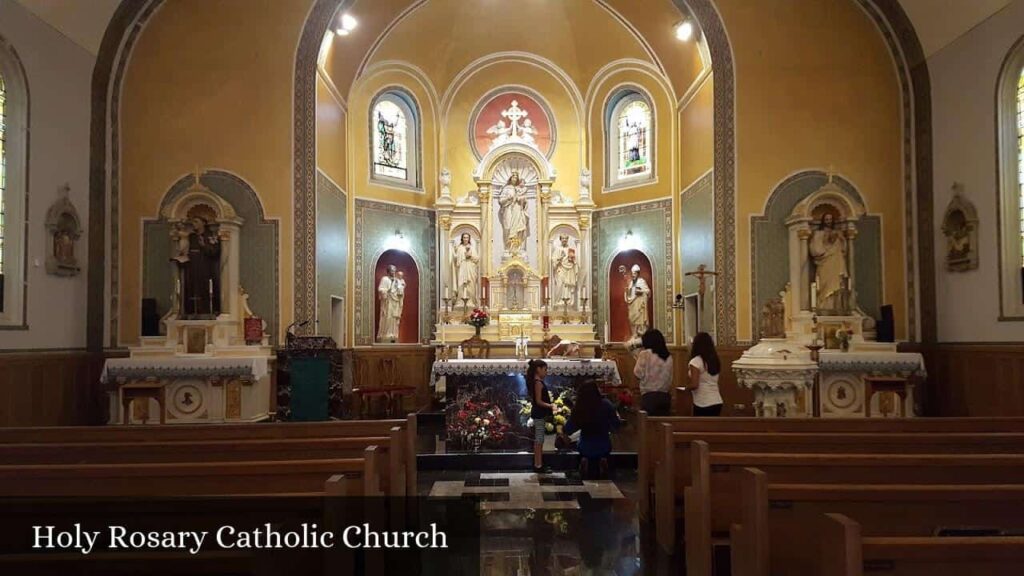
322, 0, 706, 105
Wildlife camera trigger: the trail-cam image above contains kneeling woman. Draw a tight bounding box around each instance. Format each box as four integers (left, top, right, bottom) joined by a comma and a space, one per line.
563, 381, 622, 479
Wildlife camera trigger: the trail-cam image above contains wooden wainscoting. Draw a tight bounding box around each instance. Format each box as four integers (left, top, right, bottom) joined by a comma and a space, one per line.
350, 346, 435, 410
604, 345, 754, 416
921, 343, 1024, 416
0, 350, 104, 426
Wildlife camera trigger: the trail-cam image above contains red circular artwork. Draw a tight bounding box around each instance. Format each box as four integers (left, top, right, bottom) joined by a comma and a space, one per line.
472, 92, 553, 158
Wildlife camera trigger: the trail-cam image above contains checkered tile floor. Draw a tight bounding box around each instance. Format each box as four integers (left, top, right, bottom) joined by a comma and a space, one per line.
428, 472, 625, 510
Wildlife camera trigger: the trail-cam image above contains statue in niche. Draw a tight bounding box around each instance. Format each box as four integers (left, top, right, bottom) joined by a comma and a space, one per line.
808, 210, 849, 313
451, 232, 480, 306
622, 264, 650, 336
44, 186, 83, 277
497, 171, 529, 255
552, 234, 579, 305
171, 213, 222, 317
376, 265, 404, 343
941, 185, 979, 272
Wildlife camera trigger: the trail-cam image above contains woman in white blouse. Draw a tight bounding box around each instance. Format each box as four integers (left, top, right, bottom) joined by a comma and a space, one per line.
687, 332, 723, 416
633, 329, 674, 416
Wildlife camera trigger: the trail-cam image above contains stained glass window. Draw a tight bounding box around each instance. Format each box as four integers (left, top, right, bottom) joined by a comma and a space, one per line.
372, 99, 407, 180
617, 99, 651, 179
1017, 69, 1023, 267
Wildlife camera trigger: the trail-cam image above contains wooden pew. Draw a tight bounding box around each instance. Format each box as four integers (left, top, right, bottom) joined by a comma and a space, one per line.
731, 468, 1024, 576
670, 439, 1024, 574
0, 417, 420, 498
636, 414, 1024, 520
822, 513, 1024, 576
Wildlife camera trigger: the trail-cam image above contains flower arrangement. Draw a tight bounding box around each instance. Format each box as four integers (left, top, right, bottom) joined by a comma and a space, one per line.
450, 399, 511, 449
609, 388, 636, 419
467, 308, 490, 328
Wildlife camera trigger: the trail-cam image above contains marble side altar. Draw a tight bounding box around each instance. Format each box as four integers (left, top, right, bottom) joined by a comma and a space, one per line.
107, 175, 273, 424
733, 175, 926, 418
432, 359, 622, 452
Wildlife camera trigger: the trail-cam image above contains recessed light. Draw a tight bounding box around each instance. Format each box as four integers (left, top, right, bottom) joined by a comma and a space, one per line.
340, 13, 358, 32
675, 21, 694, 42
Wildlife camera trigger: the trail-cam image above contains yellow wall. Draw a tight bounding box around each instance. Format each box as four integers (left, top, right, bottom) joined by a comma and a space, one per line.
717, 0, 905, 340
119, 0, 313, 345
317, 74, 347, 187
679, 73, 714, 191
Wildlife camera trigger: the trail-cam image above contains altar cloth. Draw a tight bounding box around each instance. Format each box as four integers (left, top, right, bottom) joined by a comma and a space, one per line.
818, 352, 926, 378
101, 357, 269, 384
430, 358, 622, 388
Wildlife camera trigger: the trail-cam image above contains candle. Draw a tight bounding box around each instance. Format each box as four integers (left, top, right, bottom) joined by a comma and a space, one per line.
445, 285, 450, 298
810, 282, 817, 310
604, 321, 610, 343
208, 279, 213, 293
482, 285, 487, 300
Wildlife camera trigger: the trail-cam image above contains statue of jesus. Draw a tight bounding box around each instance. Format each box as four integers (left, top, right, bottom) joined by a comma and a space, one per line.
451, 232, 480, 306
497, 172, 529, 255
552, 234, 579, 305
808, 212, 848, 313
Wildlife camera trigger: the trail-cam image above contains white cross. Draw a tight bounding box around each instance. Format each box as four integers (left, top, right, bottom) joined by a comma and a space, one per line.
501, 100, 529, 138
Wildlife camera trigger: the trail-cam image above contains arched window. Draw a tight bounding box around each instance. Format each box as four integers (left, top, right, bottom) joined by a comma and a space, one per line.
605, 89, 654, 191
370, 90, 420, 190
0, 36, 26, 326
997, 40, 1024, 319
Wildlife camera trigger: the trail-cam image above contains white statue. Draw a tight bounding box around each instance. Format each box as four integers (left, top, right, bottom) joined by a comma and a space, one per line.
376, 265, 404, 343
486, 120, 512, 150
520, 118, 537, 146
497, 171, 529, 255
552, 234, 579, 305
452, 232, 480, 305
439, 168, 452, 199
809, 212, 848, 312
579, 168, 592, 200
624, 264, 650, 336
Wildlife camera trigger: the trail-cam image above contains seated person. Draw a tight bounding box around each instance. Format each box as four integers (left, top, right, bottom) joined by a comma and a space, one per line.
545, 335, 581, 358
562, 381, 622, 479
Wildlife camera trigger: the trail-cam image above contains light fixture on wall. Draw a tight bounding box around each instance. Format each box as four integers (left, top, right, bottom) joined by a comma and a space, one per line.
337, 13, 358, 36
675, 20, 694, 42
617, 229, 642, 252
385, 229, 410, 252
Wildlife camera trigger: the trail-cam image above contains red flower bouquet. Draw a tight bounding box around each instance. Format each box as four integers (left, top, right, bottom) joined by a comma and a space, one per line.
467, 308, 490, 329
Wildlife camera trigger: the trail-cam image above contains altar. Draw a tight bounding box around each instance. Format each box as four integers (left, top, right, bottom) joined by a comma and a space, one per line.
432, 359, 622, 452
732, 175, 927, 418
107, 172, 274, 425
103, 357, 271, 424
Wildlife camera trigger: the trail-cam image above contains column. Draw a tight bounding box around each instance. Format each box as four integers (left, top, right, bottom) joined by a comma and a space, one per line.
218, 222, 242, 320
796, 226, 811, 311
845, 224, 858, 310
538, 183, 551, 273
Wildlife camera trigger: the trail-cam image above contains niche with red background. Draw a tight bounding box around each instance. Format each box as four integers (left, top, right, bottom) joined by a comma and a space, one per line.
608, 250, 654, 342
374, 250, 420, 344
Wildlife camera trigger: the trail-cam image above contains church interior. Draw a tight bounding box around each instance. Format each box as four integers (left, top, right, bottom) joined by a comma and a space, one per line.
1, 0, 1024, 573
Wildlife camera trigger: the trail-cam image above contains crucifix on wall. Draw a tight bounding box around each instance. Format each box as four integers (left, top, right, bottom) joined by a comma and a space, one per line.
684, 264, 717, 329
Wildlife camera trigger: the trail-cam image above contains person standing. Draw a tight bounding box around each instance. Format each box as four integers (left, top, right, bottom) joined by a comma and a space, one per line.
688, 332, 723, 416
633, 329, 673, 416
528, 359, 555, 474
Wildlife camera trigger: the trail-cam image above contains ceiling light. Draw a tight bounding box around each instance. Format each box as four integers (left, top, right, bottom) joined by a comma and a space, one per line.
675, 20, 694, 42
340, 13, 358, 32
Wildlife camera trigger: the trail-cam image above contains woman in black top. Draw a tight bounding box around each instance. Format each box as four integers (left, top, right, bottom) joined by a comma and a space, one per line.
528, 359, 555, 474
563, 381, 622, 479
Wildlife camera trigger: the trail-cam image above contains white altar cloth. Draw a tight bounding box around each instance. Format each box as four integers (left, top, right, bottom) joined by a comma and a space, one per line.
819, 351, 926, 377
101, 357, 269, 384
430, 359, 622, 388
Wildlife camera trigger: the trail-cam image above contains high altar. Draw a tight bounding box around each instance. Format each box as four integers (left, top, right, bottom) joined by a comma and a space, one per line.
433, 100, 598, 350
732, 175, 926, 418
103, 175, 274, 424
